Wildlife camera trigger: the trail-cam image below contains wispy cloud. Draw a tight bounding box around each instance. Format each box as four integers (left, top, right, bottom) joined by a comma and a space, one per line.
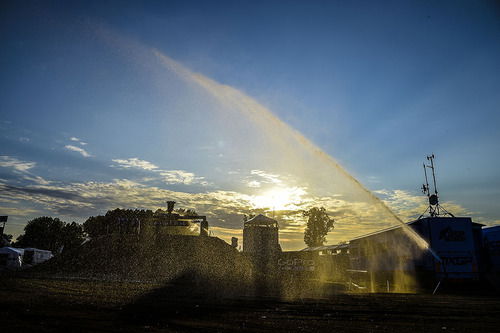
112, 158, 159, 171
22, 175, 51, 186
112, 157, 208, 186
0, 156, 35, 172
65, 145, 91, 157
70, 137, 87, 145
244, 169, 287, 188
159, 170, 207, 185
250, 170, 283, 184
247, 180, 261, 188
0, 156, 50, 185
0, 206, 39, 216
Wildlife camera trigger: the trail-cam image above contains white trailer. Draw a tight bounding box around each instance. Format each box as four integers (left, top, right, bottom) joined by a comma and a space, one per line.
0, 247, 24, 269
22, 248, 53, 265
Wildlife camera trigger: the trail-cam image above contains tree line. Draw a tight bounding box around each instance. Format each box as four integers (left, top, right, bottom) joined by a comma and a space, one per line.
13, 217, 85, 253
9, 208, 197, 253
7, 206, 334, 253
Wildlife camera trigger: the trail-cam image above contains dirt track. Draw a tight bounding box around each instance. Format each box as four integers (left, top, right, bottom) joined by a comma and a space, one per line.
1, 276, 499, 332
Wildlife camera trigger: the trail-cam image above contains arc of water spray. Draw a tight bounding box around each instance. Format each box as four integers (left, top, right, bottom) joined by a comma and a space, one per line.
153, 49, 441, 262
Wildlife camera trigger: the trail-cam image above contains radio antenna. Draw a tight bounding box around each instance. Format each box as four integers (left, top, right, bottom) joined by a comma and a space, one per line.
428, 154, 439, 199
418, 154, 454, 218
422, 163, 430, 199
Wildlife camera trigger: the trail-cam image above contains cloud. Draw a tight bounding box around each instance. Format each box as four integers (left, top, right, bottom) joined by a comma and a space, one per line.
0, 179, 249, 226
65, 145, 91, 157
159, 170, 203, 185
0, 156, 51, 185
70, 137, 87, 145
244, 169, 289, 188
250, 170, 283, 184
0, 156, 35, 172
112, 158, 159, 171
22, 175, 51, 186
0, 206, 39, 216
112, 157, 208, 186
247, 180, 261, 188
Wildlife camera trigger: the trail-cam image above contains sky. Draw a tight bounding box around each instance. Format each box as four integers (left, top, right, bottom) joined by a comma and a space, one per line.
1, 1, 499, 250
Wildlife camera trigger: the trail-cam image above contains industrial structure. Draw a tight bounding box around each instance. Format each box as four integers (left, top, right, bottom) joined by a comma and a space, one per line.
110, 201, 210, 237
242, 214, 281, 254
156, 201, 209, 236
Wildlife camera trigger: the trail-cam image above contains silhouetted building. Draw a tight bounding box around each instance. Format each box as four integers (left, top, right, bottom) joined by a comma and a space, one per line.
243, 214, 281, 255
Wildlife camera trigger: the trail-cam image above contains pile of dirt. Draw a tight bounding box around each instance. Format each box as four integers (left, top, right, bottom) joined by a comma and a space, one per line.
29, 234, 253, 289
24, 234, 344, 299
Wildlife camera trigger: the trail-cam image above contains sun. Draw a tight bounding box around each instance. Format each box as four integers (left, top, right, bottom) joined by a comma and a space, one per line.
251, 187, 306, 211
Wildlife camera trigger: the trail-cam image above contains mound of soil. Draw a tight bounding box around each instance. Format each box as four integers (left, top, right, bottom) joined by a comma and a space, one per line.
23, 234, 348, 299
29, 234, 253, 287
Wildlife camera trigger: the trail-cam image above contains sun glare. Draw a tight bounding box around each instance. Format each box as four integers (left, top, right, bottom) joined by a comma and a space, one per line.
251, 187, 306, 211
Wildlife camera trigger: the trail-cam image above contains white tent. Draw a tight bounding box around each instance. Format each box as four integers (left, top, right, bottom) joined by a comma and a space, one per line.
0, 247, 24, 268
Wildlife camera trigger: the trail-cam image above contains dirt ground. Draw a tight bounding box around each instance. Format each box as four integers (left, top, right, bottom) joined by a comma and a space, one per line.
1, 275, 499, 333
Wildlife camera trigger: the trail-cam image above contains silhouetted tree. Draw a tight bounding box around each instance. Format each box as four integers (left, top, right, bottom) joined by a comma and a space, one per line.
82, 215, 108, 239
14, 217, 84, 253
303, 207, 335, 247
83, 207, 199, 239
61, 222, 86, 251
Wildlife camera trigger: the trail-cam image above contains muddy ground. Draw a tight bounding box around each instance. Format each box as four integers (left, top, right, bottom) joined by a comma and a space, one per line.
1, 275, 499, 332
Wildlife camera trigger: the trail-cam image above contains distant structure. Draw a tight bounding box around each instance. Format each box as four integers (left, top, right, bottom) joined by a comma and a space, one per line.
156, 201, 209, 236
243, 214, 281, 254
0, 247, 53, 269
231, 237, 238, 249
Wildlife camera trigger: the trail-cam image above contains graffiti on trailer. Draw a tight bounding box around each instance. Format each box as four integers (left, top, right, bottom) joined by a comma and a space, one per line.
488, 240, 500, 256
439, 227, 466, 242
441, 256, 473, 266
156, 220, 189, 226
277, 258, 315, 271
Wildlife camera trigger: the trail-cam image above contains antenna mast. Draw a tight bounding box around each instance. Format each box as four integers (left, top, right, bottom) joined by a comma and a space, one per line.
419, 154, 454, 218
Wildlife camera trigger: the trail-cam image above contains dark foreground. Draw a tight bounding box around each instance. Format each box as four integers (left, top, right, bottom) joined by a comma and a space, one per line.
1, 276, 499, 333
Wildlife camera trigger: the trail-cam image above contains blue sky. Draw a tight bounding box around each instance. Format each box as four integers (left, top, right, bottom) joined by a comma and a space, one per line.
1, 1, 499, 250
